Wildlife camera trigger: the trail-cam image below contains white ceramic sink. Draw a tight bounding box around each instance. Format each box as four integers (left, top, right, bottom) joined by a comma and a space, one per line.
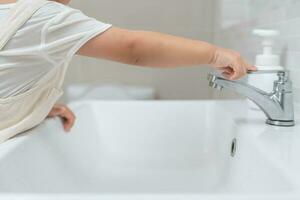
0, 100, 299, 200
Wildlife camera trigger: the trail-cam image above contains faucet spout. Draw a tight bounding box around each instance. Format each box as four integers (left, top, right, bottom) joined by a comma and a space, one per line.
208, 71, 295, 127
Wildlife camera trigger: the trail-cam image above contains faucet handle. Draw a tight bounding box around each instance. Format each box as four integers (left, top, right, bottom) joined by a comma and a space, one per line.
207, 74, 224, 90
248, 70, 290, 81
249, 70, 293, 92
247, 70, 289, 75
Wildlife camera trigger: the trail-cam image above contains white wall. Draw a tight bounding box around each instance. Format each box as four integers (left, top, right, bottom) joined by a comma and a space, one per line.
64, 0, 216, 100
214, 0, 300, 107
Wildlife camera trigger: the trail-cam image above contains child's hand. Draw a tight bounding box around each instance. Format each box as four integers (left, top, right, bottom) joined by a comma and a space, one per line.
210, 47, 257, 80
47, 104, 76, 132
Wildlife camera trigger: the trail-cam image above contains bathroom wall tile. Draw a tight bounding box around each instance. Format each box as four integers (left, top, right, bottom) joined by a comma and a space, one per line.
283, 37, 300, 52
286, 52, 300, 69
280, 19, 300, 37
214, 0, 300, 105
285, 0, 300, 20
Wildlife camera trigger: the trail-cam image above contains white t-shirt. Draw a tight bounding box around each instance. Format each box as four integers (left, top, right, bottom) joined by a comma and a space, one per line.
0, 1, 112, 98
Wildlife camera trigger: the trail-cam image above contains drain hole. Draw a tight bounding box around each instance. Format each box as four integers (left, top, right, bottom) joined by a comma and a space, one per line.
231, 138, 237, 157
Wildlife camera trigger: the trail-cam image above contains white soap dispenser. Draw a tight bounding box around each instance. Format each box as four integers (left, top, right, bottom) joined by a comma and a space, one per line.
248, 29, 284, 110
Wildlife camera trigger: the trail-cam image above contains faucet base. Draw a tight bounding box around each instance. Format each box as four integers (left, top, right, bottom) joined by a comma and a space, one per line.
266, 119, 295, 127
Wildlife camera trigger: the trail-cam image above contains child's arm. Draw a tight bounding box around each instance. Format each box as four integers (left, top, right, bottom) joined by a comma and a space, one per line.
78, 27, 256, 80
51, 0, 70, 5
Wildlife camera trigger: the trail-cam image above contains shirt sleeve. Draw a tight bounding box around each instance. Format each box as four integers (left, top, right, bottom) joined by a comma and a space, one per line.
40, 2, 112, 65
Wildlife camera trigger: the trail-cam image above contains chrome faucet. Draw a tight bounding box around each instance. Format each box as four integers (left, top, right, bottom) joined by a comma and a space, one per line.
208, 70, 295, 127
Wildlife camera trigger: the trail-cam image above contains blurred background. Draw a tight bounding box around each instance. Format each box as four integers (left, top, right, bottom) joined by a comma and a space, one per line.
63, 0, 299, 106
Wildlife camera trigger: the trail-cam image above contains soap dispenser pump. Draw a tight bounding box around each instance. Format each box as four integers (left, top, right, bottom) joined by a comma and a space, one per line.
253, 29, 282, 68
248, 29, 284, 109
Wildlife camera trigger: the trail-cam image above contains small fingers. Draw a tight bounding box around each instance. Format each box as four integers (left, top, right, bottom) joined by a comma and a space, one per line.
47, 104, 76, 132
229, 58, 253, 80
246, 63, 257, 72
228, 63, 244, 80
211, 47, 255, 80
60, 106, 76, 132
221, 67, 233, 78
222, 71, 232, 79
241, 58, 257, 73
222, 66, 234, 74
47, 106, 63, 117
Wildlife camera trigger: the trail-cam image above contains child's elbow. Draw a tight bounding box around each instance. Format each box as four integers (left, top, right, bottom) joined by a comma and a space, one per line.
124, 31, 143, 66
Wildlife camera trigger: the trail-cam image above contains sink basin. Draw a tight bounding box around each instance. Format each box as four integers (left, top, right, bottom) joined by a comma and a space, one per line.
0, 100, 299, 199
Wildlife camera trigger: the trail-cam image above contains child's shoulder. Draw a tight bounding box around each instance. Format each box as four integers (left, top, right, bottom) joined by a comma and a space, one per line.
34, 1, 74, 19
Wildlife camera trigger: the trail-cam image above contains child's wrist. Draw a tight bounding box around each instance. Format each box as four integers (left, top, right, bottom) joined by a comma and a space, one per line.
206, 44, 218, 66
